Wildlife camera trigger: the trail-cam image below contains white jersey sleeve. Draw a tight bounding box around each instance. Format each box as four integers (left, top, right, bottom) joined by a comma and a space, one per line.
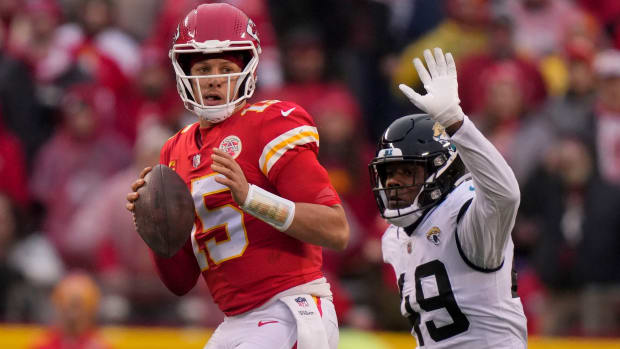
449, 116, 520, 269
382, 225, 405, 274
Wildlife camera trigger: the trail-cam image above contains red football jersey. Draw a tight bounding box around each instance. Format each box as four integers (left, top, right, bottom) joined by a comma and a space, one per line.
159, 100, 340, 315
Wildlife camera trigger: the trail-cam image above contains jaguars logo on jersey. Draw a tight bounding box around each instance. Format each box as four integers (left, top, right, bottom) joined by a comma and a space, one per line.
426, 226, 441, 245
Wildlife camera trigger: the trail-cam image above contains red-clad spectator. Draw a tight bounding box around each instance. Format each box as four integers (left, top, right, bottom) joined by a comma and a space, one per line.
30, 83, 131, 266
0, 0, 20, 38
6, 0, 127, 98
470, 62, 534, 184
5, 0, 63, 73
31, 272, 112, 349
69, 43, 129, 97
57, 0, 140, 78
7, 0, 134, 97
507, 0, 591, 61
4, 0, 128, 155
0, 114, 29, 207
145, 0, 197, 50
254, 26, 359, 121
43, 1, 138, 143
10, 0, 135, 141
122, 44, 184, 142
458, 15, 547, 116
65, 42, 136, 141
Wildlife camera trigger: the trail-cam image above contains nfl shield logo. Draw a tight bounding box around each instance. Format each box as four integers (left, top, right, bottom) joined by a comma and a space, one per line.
192, 154, 201, 168
295, 297, 309, 307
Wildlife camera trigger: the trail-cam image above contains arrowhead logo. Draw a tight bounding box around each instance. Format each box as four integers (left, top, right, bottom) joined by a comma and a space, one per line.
219, 135, 242, 159
258, 320, 279, 327
281, 107, 296, 117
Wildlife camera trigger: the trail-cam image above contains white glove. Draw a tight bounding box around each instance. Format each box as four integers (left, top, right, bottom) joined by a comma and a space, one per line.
399, 47, 464, 128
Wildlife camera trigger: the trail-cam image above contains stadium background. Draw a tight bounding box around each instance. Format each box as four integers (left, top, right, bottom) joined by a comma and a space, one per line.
0, 0, 618, 347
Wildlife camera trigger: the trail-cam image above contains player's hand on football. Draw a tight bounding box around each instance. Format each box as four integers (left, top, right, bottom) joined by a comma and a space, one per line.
211, 148, 249, 206
398, 47, 464, 128
125, 166, 152, 212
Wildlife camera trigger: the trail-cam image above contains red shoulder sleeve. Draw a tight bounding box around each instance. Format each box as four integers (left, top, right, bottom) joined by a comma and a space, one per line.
257, 101, 319, 182
150, 239, 201, 296
274, 149, 341, 206
253, 101, 340, 206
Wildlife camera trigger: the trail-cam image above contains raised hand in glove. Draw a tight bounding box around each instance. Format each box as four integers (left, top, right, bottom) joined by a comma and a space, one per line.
399, 47, 464, 128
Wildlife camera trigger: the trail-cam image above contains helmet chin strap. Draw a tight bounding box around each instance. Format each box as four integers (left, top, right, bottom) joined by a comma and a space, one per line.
387, 209, 423, 227
384, 190, 424, 228
193, 102, 237, 123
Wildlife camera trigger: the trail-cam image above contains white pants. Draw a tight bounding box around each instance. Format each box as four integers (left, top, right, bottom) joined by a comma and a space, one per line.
204, 296, 339, 349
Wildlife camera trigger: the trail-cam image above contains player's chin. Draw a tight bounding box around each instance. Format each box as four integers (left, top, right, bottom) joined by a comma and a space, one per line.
387, 199, 410, 209
204, 100, 223, 106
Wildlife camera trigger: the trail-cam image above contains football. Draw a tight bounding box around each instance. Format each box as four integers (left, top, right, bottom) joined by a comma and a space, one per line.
134, 164, 195, 258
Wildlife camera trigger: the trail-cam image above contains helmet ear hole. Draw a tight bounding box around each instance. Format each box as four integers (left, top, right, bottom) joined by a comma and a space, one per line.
177, 53, 195, 75
240, 51, 252, 68
433, 154, 447, 167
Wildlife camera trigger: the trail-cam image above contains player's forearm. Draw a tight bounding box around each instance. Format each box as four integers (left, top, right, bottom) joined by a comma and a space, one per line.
150, 245, 201, 296
284, 203, 350, 251
450, 116, 520, 207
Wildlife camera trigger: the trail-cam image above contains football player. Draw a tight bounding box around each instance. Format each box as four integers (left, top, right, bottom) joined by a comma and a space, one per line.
125, 4, 349, 349
369, 47, 527, 348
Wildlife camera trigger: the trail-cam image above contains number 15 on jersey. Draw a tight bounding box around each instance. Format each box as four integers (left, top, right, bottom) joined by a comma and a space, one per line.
190, 174, 249, 270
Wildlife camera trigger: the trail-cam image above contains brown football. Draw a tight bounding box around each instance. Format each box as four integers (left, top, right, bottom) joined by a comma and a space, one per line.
134, 164, 195, 258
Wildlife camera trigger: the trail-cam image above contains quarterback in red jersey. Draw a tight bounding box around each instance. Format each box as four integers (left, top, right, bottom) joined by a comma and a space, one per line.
126, 3, 349, 348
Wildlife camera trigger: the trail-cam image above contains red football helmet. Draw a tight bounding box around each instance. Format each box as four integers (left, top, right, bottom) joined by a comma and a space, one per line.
169, 3, 262, 123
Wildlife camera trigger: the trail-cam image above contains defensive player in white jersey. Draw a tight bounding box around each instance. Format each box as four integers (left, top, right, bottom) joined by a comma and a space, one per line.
369, 47, 527, 348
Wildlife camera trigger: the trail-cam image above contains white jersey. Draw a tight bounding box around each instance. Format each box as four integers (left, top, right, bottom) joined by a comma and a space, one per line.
382, 117, 527, 348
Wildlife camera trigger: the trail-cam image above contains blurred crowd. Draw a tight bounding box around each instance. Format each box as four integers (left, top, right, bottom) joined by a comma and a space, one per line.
0, 0, 619, 344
